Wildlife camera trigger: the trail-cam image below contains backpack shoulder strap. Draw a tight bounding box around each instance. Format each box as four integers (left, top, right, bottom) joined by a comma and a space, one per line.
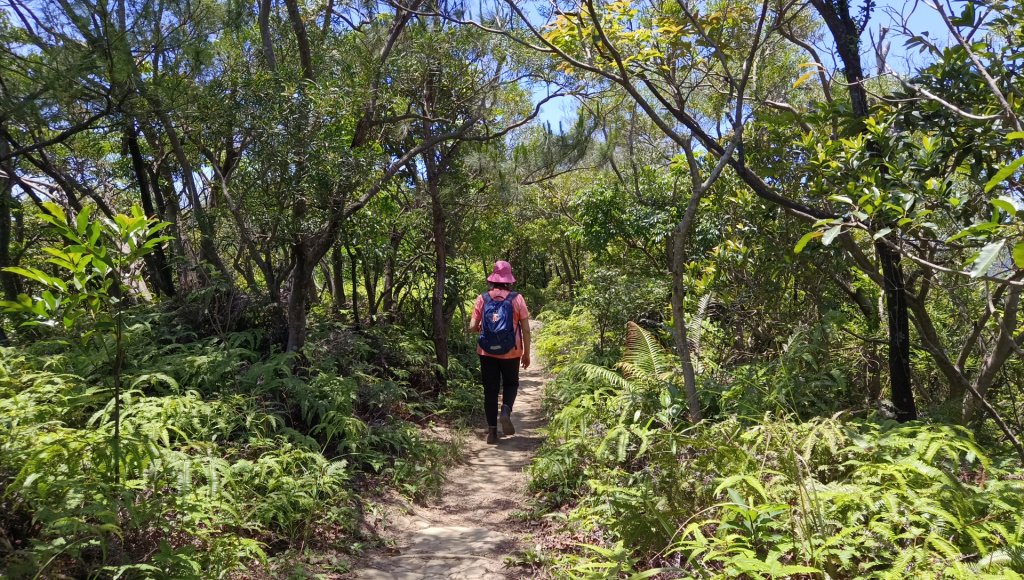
506, 292, 519, 303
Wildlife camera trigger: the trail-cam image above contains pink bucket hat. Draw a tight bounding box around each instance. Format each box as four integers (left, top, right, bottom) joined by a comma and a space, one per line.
487, 260, 516, 284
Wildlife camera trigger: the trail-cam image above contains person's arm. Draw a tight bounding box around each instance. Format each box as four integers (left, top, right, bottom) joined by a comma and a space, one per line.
520, 321, 531, 369
468, 295, 482, 333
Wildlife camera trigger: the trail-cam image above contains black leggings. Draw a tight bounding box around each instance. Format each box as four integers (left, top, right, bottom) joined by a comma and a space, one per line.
480, 355, 520, 427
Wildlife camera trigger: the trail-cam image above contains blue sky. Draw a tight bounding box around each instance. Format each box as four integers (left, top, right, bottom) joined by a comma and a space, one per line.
532, 0, 957, 129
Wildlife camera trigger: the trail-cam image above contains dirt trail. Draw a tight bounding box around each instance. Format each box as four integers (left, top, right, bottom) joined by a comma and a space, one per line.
353, 322, 547, 580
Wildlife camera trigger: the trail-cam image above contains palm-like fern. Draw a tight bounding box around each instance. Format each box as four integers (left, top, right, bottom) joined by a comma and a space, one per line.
570, 321, 676, 389
618, 321, 675, 383
686, 293, 714, 375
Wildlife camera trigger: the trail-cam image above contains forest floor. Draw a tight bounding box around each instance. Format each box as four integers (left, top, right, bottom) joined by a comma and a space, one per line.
351, 322, 548, 579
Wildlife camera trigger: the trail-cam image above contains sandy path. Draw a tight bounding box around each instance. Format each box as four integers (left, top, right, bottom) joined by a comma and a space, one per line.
353, 322, 547, 579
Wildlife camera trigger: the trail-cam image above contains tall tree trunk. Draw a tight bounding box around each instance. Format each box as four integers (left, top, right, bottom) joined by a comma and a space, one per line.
381, 256, 396, 316
811, 0, 916, 421
381, 230, 402, 316
129, 82, 229, 281
139, 123, 202, 290
346, 245, 360, 329
361, 252, 378, 319
283, 0, 314, 82
0, 136, 19, 301
259, 0, 277, 71
876, 241, 916, 421
161, 114, 229, 280
670, 222, 701, 422
125, 123, 175, 297
666, 133, 738, 423
965, 286, 1022, 421
558, 249, 575, 292
285, 232, 348, 349
147, 165, 166, 220
331, 244, 347, 313
279, 0, 321, 351
275, 4, 427, 351
321, 0, 334, 35
569, 242, 582, 282
429, 182, 449, 388
286, 243, 314, 352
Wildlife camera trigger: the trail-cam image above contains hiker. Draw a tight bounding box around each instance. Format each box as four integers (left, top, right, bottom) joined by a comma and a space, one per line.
469, 260, 531, 445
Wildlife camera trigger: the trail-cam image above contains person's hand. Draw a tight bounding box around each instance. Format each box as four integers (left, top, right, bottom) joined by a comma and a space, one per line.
521, 354, 531, 369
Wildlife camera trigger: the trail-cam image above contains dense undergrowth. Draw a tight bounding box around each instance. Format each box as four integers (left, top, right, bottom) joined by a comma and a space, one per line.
0, 306, 482, 578
529, 315, 1024, 579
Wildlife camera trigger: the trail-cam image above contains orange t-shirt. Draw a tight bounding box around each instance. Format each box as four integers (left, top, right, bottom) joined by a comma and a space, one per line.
473, 289, 530, 359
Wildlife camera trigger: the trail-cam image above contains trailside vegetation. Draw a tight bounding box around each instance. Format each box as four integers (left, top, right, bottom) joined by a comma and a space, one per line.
507, 0, 1024, 574
530, 323, 1024, 577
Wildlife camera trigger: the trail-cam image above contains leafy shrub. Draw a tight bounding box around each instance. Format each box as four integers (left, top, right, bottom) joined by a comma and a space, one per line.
536, 307, 602, 374
0, 353, 268, 578
529, 323, 1024, 578
438, 376, 486, 427
577, 267, 669, 357
0, 314, 468, 577
709, 319, 857, 420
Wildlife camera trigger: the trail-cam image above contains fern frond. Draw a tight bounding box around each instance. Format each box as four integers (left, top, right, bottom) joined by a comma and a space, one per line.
569, 363, 631, 390
620, 322, 673, 381
686, 293, 714, 375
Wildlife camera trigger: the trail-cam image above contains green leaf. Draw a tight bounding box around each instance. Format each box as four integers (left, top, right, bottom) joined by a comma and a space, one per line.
822, 225, 843, 246
991, 196, 1018, 215
873, 227, 892, 240
794, 231, 822, 253
41, 201, 67, 225
776, 564, 823, 575
4, 266, 62, 288
984, 156, 1024, 193
22, 472, 42, 489
627, 570, 668, 580
1013, 242, 1024, 268
970, 240, 1005, 278
715, 475, 769, 500
76, 205, 92, 235
88, 223, 102, 246
1007, 132, 1024, 141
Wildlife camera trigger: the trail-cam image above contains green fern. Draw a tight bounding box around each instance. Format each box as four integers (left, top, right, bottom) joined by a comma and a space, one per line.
618, 321, 675, 383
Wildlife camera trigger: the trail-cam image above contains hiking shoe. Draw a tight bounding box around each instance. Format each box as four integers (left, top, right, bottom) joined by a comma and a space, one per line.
486, 427, 498, 444
500, 405, 516, 436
